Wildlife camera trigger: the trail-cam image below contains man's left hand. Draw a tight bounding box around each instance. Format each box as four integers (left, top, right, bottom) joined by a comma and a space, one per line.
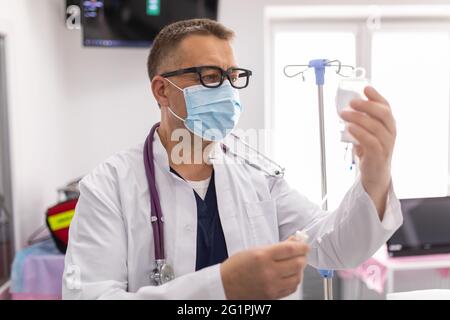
340, 86, 396, 219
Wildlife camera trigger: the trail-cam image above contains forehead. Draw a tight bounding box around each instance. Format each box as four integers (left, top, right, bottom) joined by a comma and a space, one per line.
174, 34, 237, 69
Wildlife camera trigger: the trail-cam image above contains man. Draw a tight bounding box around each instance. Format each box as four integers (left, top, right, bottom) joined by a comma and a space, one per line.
63, 19, 402, 299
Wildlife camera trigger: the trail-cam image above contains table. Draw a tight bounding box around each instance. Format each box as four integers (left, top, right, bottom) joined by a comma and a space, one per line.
10, 239, 65, 300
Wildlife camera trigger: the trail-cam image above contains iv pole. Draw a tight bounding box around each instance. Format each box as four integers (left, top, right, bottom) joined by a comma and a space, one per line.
311, 59, 333, 300
284, 59, 355, 300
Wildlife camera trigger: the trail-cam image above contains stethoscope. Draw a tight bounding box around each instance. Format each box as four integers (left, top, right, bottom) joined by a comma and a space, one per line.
144, 122, 175, 286
143, 122, 285, 286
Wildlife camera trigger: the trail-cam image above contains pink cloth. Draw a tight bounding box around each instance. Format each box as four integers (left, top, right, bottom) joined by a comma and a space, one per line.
338, 258, 388, 294
21, 254, 65, 297
10, 244, 64, 300
337, 249, 450, 294
11, 293, 61, 300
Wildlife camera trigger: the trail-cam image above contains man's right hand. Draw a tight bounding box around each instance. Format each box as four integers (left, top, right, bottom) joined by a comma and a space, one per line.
220, 239, 309, 299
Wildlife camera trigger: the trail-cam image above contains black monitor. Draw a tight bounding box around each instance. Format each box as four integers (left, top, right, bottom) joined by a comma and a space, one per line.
387, 196, 450, 257
76, 0, 219, 47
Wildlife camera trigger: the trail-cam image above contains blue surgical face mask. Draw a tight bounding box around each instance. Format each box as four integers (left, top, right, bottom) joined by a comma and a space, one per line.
166, 79, 242, 141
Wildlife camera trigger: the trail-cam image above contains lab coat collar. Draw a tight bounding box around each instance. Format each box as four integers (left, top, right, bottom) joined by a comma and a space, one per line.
152, 129, 186, 183
152, 128, 170, 170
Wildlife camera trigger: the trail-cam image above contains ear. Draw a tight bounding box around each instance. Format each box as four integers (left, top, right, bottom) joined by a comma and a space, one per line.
151, 75, 169, 107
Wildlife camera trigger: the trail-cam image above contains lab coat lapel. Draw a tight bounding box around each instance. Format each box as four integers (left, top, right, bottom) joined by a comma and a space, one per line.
210, 144, 246, 256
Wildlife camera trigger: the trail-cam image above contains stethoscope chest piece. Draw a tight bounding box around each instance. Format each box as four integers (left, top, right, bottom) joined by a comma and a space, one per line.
150, 259, 175, 286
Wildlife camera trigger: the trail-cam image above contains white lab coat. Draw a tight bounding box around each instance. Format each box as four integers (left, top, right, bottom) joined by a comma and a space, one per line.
62, 132, 403, 300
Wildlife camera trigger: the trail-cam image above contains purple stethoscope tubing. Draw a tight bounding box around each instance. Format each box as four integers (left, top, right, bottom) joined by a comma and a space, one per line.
143, 122, 165, 260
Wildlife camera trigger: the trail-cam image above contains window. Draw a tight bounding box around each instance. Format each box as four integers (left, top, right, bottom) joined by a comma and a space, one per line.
267, 6, 450, 209
371, 27, 450, 198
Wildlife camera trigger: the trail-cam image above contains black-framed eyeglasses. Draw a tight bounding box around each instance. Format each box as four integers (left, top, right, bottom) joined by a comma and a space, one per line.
160, 65, 252, 89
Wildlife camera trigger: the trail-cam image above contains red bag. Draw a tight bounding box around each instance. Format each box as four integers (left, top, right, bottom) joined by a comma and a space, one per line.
46, 198, 78, 254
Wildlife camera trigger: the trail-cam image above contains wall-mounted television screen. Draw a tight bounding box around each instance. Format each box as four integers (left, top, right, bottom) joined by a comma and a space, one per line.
76, 0, 219, 47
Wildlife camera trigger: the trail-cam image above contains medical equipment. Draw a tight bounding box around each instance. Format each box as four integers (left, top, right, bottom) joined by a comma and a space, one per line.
336, 68, 369, 144
144, 123, 175, 286
144, 122, 285, 286
165, 79, 243, 142
284, 59, 361, 300
223, 133, 285, 178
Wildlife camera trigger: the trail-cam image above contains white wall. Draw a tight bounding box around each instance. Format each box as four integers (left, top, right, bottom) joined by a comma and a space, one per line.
1, 0, 450, 250
0, 0, 158, 249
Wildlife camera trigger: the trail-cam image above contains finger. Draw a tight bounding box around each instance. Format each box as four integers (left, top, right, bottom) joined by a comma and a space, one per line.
278, 273, 303, 293
347, 123, 384, 154
354, 144, 363, 158
270, 241, 309, 261
340, 110, 393, 151
276, 256, 307, 278
364, 86, 389, 107
349, 99, 396, 136
276, 282, 300, 299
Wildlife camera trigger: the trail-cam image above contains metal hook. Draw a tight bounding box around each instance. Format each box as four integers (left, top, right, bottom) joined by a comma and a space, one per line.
326, 59, 342, 74
326, 60, 355, 78
283, 60, 356, 81
283, 64, 310, 81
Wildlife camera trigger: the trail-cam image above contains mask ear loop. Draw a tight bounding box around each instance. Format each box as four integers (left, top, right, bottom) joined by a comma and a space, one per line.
166, 105, 185, 123
163, 78, 186, 122
165, 78, 184, 91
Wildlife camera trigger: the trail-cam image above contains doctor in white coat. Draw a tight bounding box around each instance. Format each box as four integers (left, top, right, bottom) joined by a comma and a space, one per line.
63, 19, 403, 300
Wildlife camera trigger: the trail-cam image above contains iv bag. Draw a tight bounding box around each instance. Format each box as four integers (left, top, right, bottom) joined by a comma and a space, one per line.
335, 67, 369, 144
